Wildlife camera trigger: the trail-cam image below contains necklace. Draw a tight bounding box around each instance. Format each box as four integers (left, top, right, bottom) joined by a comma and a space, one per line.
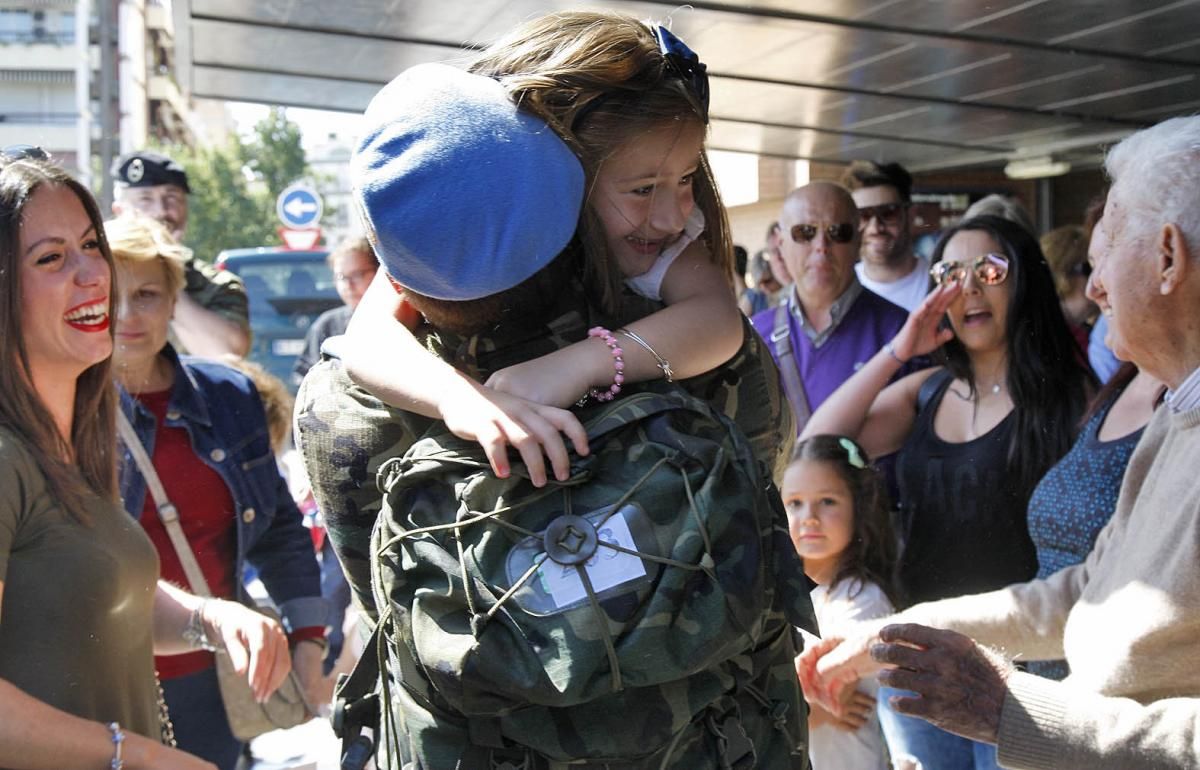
948, 381, 1003, 402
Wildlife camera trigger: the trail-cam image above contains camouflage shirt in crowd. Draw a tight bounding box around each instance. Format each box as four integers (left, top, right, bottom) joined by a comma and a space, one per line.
168, 260, 250, 353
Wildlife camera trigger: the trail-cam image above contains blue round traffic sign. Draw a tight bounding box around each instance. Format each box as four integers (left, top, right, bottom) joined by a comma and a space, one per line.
276, 183, 323, 229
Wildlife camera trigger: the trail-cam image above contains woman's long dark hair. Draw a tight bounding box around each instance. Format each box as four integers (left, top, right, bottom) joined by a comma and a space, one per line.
931, 215, 1095, 496
0, 157, 119, 523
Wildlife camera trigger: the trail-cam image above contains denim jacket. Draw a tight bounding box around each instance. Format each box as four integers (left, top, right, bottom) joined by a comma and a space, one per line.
119, 345, 327, 635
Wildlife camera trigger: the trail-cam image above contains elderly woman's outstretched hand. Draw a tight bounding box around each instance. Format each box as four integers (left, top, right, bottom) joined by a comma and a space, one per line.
871, 624, 1012, 745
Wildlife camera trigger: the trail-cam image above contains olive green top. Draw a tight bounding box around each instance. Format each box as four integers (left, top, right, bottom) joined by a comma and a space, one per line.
0, 428, 161, 740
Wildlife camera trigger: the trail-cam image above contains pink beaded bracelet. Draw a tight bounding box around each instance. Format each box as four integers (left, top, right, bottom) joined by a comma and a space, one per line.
585, 326, 625, 403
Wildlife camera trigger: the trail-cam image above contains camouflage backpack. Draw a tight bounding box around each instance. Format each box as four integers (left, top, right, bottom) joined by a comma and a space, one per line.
344, 386, 808, 769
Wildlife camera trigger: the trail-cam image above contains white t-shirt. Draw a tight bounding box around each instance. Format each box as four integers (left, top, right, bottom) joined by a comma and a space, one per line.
854, 254, 931, 312
802, 578, 895, 770
624, 208, 706, 301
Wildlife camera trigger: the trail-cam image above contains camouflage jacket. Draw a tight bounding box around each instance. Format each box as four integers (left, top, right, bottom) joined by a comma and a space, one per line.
295, 285, 812, 629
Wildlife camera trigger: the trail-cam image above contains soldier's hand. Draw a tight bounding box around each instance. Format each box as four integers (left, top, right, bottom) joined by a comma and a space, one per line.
439, 382, 589, 487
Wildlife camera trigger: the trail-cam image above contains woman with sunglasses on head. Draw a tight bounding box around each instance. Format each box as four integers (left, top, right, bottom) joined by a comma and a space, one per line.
338, 11, 797, 482
0, 152, 289, 769
801, 214, 1094, 770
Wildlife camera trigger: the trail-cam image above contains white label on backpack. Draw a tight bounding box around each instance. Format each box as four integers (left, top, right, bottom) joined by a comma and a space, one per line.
542, 514, 647, 609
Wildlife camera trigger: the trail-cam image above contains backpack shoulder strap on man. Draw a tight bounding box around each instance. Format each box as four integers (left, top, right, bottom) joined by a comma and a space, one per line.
331, 625, 381, 770
770, 303, 812, 432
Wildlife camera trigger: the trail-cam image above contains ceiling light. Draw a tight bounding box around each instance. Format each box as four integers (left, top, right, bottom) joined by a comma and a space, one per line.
1004, 156, 1072, 180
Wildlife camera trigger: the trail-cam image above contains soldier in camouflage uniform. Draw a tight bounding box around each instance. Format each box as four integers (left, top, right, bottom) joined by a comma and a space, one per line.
295, 32, 817, 767
111, 150, 251, 358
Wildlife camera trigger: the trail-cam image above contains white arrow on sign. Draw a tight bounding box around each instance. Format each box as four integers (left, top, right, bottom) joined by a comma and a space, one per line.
276, 183, 323, 229
283, 197, 319, 219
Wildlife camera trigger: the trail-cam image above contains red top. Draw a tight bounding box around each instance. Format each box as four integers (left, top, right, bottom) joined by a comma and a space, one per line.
135, 389, 238, 679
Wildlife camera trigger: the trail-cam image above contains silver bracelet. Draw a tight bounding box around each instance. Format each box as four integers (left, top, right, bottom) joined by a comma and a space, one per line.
617, 328, 674, 382
182, 600, 219, 652
107, 721, 125, 770
883, 341, 908, 365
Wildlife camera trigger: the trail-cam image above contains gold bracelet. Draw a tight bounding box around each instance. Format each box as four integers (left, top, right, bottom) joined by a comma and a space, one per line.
617, 328, 674, 382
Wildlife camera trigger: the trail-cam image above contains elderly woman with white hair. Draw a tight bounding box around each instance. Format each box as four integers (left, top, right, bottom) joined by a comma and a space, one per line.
800, 114, 1200, 770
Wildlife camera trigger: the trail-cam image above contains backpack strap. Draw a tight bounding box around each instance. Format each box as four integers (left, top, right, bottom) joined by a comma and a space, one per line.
916, 368, 953, 415
769, 303, 812, 432
331, 624, 381, 770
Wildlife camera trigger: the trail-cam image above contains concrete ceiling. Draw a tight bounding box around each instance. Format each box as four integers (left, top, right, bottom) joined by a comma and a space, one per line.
172, 0, 1200, 172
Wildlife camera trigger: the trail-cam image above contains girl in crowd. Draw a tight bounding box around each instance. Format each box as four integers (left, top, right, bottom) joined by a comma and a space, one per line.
0, 151, 287, 769
784, 436, 897, 770
802, 214, 1094, 769
107, 215, 327, 769
340, 11, 781, 481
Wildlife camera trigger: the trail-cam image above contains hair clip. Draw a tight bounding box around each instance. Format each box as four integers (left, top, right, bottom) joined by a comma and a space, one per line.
838, 437, 867, 469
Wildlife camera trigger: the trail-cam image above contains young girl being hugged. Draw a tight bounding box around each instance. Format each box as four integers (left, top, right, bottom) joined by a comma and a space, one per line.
338, 11, 794, 481
784, 435, 898, 770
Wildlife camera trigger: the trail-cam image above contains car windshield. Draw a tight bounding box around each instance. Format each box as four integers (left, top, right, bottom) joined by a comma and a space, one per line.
234, 257, 338, 322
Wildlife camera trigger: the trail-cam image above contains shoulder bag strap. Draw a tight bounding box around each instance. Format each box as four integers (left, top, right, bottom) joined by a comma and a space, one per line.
116, 410, 214, 598
916, 368, 953, 415
770, 303, 812, 430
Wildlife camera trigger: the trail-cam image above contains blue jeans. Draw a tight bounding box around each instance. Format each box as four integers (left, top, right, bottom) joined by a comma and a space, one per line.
161, 665, 243, 770
878, 687, 1000, 770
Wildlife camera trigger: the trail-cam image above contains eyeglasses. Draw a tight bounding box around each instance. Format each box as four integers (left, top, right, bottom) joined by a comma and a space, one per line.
653, 26, 710, 124
335, 267, 377, 285
790, 222, 856, 244
857, 202, 907, 227
930, 252, 1010, 287
1, 144, 50, 162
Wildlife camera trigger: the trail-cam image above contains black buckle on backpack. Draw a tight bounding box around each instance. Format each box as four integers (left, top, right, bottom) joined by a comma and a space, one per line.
707, 705, 757, 770
489, 747, 534, 770
331, 672, 379, 770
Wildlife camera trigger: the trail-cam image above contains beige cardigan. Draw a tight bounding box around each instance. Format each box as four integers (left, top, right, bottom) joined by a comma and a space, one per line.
898, 403, 1200, 769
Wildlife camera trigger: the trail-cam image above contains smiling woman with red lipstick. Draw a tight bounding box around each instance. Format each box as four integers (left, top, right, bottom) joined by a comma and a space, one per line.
803, 214, 1094, 770
0, 153, 227, 767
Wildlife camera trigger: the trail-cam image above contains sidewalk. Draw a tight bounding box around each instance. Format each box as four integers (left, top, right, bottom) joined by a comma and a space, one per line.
248, 717, 342, 770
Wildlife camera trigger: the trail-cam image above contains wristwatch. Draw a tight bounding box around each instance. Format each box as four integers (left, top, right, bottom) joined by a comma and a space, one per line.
182, 602, 219, 652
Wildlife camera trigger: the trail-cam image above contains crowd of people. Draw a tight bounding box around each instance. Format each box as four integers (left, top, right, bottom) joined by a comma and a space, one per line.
1, 8, 1199, 770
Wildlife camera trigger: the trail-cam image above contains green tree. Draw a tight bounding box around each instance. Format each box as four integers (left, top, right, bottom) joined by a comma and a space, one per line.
158, 108, 311, 262
241, 107, 308, 202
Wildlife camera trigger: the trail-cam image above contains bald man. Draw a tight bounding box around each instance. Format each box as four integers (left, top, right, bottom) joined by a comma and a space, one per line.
751, 182, 912, 432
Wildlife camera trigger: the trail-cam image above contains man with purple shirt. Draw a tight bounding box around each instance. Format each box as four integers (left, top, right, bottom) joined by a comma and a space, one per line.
752, 182, 911, 434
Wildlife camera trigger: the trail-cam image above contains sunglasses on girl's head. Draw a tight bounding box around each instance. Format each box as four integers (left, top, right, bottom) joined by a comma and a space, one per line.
653, 26, 710, 124
930, 252, 1010, 287
1, 144, 50, 162
790, 222, 857, 244
857, 202, 907, 227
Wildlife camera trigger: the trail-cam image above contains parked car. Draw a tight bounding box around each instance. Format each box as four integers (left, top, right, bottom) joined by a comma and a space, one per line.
215, 247, 341, 391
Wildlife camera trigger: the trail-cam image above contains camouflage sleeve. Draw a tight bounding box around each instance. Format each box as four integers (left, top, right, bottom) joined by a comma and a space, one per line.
185, 260, 250, 330
293, 356, 427, 620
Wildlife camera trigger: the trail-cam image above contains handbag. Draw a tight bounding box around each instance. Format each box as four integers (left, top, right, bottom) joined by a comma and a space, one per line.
117, 411, 314, 741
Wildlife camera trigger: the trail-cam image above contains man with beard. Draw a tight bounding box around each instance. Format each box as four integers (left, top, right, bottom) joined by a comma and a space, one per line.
842, 161, 930, 312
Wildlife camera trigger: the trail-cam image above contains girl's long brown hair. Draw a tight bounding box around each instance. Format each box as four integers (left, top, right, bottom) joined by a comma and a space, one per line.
469, 10, 734, 315
0, 157, 119, 523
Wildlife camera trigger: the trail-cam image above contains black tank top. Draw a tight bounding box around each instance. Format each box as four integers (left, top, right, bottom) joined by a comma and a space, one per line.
894, 370, 1038, 607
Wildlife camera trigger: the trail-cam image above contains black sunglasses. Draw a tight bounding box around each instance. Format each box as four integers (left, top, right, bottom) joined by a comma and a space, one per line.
1, 144, 50, 162
653, 26, 710, 124
858, 202, 907, 227
790, 222, 856, 244
930, 252, 1010, 287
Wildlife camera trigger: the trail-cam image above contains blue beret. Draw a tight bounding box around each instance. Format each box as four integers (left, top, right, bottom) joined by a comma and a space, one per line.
110, 151, 190, 192
352, 63, 585, 301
